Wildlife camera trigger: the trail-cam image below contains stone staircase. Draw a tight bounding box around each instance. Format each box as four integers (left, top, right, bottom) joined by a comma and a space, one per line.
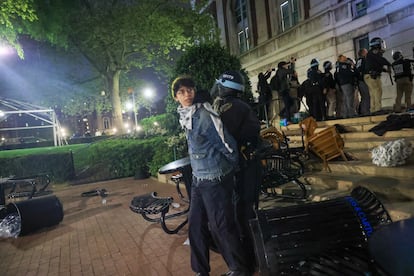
277, 113, 414, 221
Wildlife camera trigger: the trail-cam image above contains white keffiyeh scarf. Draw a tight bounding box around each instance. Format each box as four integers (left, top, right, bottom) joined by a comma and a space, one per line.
177, 103, 233, 153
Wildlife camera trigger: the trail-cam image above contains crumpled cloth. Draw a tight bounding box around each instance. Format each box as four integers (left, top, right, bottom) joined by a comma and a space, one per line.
369, 113, 414, 136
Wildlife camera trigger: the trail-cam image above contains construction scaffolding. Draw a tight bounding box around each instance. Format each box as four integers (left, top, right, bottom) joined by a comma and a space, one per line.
0, 97, 67, 147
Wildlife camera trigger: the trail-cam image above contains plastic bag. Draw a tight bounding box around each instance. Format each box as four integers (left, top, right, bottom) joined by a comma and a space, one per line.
371, 138, 413, 167
0, 212, 21, 238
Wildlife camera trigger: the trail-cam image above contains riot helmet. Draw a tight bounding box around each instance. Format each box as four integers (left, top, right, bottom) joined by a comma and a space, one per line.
347, 57, 355, 65
278, 61, 288, 69
323, 61, 332, 71
310, 58, 319, 68
369, 37, 386, 50
213, 70, 245, 98
392, 50, 403, 61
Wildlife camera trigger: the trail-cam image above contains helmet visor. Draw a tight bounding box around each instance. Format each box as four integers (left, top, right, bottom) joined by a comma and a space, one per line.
215, 78, 245, 92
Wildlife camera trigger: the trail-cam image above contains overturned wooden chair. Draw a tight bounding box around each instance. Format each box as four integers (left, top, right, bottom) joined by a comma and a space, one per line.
299, 116, 318, 152
306, 123, 348, 171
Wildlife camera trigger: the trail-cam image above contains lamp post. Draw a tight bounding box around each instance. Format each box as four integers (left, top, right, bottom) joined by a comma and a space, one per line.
142, 87, 155, 116
127, 88, 138, 130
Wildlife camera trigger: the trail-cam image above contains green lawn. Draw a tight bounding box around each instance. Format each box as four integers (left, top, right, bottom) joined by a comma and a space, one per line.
0, 144, 89, 158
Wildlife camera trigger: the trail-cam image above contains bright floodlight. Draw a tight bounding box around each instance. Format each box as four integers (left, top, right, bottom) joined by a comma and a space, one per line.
143, 87, 155, 99
0, 45, 13, 56
0, 110, 4, 117
125, 101, 133, 110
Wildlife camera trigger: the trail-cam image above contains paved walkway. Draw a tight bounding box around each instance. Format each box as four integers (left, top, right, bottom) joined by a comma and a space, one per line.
2, 176, 413, 276
0, 177, 229, 276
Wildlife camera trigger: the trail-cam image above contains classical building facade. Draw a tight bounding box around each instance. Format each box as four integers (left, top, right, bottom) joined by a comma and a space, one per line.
212, 0, 414, 118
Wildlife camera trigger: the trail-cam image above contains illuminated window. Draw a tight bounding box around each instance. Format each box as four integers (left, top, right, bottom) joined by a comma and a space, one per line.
353, 0, 367, 18
235, 0, 249, 53
354, 34, 369, 57
280, 0, 299, 31
238, 27, 250, 53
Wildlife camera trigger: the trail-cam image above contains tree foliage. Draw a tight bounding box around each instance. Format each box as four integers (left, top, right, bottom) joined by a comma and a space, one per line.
18, 0, 218, 132
0, 0, 38, 58
166, 42, 253, 113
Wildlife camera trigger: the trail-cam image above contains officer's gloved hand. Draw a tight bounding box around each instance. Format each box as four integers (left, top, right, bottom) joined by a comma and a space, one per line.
240, 143, 257, 161
212, 97, 225, 114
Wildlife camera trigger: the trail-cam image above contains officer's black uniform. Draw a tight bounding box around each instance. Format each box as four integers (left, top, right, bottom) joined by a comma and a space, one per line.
322, 61, 337, 119
364, 50, 391, 78
212, 71, 261, 274
304, 59, 325, 121
391, 51, 414, 112
335, 59, 358, 118
270, 61, 295, 121
257, 70, 272, 121
363, 37, 391, 113
355, 50, 371, 115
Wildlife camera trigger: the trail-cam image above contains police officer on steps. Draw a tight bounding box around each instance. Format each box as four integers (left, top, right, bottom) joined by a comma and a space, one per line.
391, 50, 414, 112
363, 37, 392, 114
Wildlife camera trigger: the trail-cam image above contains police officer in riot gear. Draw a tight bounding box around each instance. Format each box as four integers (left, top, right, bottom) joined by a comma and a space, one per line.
391, 51, 414, 112
363, 37, 392, 114
211, 70, 261, 274
355, 48, 371, 115
270, 58, 296, 122
322, 60, 337, 119
335, 55, 358, 118
303, 58, 325, 121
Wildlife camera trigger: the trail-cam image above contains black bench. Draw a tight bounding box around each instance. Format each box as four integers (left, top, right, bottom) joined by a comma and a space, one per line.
130, 157, 191, 235
130, 191, 188, 234
258, 135, 309, 200
1, 174, 52, 204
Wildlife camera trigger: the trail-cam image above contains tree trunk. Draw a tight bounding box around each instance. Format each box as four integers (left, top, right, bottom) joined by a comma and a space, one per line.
109, 70, 124, 134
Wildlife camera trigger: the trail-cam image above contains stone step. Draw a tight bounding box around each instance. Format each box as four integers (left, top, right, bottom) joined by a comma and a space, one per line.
345, 149, 414, 163
279, 114, 389, 131
342, 129, 414, 139
286, 131, 414, 146
344, 138, 414, 151
305, 186, 413, 222
304, 171, 414, 201
308, 158, 414, 179
276, 114, 414, 223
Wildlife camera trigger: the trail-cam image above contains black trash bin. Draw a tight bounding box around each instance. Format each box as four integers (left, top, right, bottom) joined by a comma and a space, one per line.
5, 195, 64, 236
249, 186, 392, 275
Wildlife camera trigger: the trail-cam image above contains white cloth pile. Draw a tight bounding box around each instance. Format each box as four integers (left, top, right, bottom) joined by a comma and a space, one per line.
371, 138, 413, 167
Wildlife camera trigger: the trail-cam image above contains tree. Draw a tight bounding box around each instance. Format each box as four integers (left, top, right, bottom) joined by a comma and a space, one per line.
166, 42, 254, 113
22, 0, 218, 133
0, 0, 38, 58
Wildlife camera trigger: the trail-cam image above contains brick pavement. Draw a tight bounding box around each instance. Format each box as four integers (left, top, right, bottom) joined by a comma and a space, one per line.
0, 177, 229, 276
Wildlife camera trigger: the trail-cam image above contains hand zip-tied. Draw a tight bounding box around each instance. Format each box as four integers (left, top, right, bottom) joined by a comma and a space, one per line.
371, 138, 413, 167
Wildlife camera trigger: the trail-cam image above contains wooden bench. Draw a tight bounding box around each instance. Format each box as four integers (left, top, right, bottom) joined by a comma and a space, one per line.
260, 126, 285, 150
259, 126, 308, 200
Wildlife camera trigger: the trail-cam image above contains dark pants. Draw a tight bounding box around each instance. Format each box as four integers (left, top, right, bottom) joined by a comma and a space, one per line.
235, 158, 263, 273
279, 90, 294, 120
306, 86, 325, 121
189, 173, 248, 275
358, 80, 371, 115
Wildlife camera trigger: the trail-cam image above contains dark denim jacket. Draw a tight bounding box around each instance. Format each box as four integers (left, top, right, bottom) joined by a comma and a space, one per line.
186, 105, 239, 181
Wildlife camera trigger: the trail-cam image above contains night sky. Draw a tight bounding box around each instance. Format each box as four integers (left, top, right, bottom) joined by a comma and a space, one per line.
0, 38, 168, 113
